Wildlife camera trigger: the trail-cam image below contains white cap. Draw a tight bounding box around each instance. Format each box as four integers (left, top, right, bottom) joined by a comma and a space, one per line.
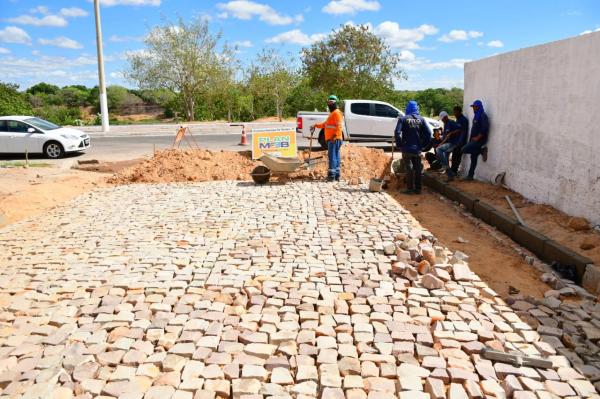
439, 111, 449, 119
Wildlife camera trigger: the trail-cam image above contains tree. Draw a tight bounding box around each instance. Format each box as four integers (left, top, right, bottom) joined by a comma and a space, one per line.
0, 82, 32, 115
127, 17, 234, 121
26, 82, 59, 96
302, 24, 405, 100
248, 49, 298, 122
59, 86, 89, 107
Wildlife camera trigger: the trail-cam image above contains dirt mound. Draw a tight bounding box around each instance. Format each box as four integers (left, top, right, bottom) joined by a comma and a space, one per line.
108, 149, 256, 184
108, 145, 391, 184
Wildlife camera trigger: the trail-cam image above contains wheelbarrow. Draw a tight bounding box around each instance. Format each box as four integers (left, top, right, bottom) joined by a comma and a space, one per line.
250, 154, 323, 184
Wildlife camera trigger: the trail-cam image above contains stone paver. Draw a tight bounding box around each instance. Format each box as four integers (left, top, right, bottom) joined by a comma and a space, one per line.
0, 181, 598, 398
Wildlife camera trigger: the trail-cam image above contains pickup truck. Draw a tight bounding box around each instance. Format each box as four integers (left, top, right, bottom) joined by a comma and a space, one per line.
296, 99, 441, 149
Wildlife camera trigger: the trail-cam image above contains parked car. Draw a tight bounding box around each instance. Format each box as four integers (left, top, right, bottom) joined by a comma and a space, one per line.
0, 116, 90, 158
296, 99, 441, 149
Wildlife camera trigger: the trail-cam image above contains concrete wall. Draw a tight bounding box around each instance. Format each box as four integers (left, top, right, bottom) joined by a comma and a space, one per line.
463, 31, 600, 225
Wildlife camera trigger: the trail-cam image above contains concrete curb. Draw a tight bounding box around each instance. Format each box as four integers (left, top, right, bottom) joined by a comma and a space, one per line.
422, 172, 596, 291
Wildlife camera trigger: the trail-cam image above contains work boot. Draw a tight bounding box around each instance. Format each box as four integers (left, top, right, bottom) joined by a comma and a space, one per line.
326, 175, 335, 182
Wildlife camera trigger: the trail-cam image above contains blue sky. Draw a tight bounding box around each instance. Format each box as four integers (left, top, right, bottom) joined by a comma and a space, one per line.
0, 0, 599, 90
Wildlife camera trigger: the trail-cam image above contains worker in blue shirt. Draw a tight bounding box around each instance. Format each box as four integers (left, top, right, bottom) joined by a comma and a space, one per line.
450, 105, 469, 176
461, 100, 490, 180
394, 100, 432, 195
436, 111, 462, 181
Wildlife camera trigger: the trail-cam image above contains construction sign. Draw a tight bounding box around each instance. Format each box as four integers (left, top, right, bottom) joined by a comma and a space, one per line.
251, 129, 297, 159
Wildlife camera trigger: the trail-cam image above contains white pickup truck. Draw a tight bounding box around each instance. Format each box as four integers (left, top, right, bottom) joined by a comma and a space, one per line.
296, 99, 441, 149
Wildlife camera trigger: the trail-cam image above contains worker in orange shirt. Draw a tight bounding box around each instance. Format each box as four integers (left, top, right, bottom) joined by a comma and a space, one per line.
311, 95, 344, 181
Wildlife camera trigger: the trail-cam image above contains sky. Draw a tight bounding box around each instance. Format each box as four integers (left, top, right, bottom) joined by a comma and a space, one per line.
0, 0, 599, 91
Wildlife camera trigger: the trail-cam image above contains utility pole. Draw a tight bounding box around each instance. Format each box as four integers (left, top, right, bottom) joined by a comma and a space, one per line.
93, 0, 109, 132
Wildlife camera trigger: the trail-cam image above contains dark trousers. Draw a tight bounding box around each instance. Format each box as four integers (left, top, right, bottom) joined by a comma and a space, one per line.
450, 141, 466, 174
402, 152, 422, 191
425, 152, 442, 170
461, 141, 483, 178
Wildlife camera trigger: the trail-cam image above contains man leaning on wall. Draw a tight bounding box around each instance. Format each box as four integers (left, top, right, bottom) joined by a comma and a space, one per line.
461, 100, 489, 180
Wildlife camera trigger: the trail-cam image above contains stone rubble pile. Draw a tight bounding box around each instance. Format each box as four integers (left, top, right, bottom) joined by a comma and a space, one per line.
506, 273, 600, 389
0, 181, 598, 399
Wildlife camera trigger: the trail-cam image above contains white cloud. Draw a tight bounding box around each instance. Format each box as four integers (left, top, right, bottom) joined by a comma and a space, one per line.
60, 7, 89, 17
371, 22, 438, 50
439, 29, 483, 42
39, 36, 84, 49
398, 50, 416, 61
580, 27, 600, 35
7, 14, 68, 27
0, 54, 102, 87
98, 0, 161, 5
110, 35, 143, 42
29, 5, 49, 14
234, 40, 253, 48
217, 1, 303, 25
400, 57, 470, 71
396, 75, 464, 90
487, 40, 504, 48
0, 26, 32, 45
0, 47, 10, 54
322, 0, 380, 15
265, 29, 326, 45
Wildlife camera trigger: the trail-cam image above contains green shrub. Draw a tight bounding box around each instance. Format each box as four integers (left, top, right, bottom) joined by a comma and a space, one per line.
0, 82, 33, 115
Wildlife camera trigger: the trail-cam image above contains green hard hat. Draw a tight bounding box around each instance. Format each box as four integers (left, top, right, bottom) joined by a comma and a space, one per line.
327, 95, 338, 102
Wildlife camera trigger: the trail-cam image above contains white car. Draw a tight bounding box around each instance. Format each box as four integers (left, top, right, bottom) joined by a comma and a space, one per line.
0, 116, 90, 158
297, 99, 442, 149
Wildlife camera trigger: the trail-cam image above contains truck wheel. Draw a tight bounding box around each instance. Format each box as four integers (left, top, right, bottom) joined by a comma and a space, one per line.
318, 130, 327, 150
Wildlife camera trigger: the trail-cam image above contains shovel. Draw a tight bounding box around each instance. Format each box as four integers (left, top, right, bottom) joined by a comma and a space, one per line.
304, 126, 323, 169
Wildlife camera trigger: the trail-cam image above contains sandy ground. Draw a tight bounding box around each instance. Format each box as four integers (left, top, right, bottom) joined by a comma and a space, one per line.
0, 167, 106, 228
389, 187, 549, 298
449, 179, 600, 268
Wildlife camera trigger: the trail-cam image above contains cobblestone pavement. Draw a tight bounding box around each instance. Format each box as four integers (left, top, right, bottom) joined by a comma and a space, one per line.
0, 181, 598, 399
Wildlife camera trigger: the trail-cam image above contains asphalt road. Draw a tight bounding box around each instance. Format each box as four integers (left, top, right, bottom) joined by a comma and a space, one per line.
0, 133, 393, 166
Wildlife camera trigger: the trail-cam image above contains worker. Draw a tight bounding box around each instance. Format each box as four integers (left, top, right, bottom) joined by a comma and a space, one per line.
436, 111, 462, 181
461, 99, 490, 180
394, 100, 432, 194
450, 105, 469, 176
311, 95, 344, 182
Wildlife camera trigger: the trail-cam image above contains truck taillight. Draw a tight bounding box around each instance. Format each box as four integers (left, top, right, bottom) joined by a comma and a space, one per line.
297, 117, 303, 130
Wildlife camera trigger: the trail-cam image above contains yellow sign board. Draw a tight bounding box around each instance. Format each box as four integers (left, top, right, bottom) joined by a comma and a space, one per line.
251, 130, 297, 159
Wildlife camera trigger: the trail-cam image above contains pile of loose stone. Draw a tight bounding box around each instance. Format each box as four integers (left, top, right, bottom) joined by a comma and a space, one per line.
0, 181, 598, 398
506, 272, 600, 390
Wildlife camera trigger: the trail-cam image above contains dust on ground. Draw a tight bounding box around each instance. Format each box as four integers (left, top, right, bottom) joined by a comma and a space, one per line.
0, 168, 106, 228
388, 186, 550, 298
108, 145, 391, 184
450, 179, 600, 269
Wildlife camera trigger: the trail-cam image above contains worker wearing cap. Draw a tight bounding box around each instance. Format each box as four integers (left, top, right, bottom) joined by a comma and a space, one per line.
436, 110, 463, 181
461, 99, 490, 180
311, 95, 344, 181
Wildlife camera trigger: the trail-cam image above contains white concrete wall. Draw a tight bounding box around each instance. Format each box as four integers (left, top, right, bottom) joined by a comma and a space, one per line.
463, 31, 600, 225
